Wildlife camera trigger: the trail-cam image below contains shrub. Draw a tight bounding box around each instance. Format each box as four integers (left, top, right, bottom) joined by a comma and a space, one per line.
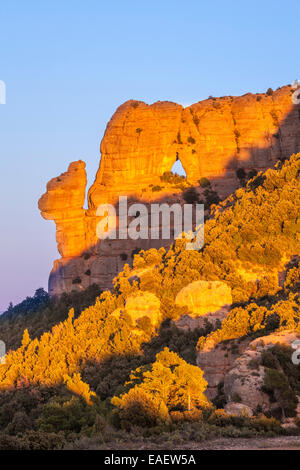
183, 187, 198, 204
160, 171, 186, 185
183, 408, 203, 422
38, 396, 96, 433
263, 368, 298, 418
112, 388, 170, 430
198, 177, 210, 188
247, 169, 258, 180
111, 348, 209, 428
170, 411, 185, 423
187, 136, 196, 144
236, 168, 246, 180
231, 393, 242, 403
0, 431, 65, 450
152, 185, 163, 192
204, 189, 220, 206
248, 358, 260, 370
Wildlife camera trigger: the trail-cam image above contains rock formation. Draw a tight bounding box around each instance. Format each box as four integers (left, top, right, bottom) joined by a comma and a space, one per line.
111, 291, 162, 330
196, 328, 300, 411
223, 331, 300, 413
196, 338, 250, 399
39, 85, 300, 296
175, 280, 232, 316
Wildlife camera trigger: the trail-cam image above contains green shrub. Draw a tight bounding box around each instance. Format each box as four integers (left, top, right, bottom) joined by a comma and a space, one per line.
198, 177, 210, 188
152, 185, 163, 192
248, 358, 260, 370
38, 396, 97, 434
160, 171, 186, 185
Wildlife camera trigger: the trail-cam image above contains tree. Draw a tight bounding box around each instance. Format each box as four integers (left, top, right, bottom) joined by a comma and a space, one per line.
172, 363, 208, 410
112, 387, 169, 429
112, 348, 209, 427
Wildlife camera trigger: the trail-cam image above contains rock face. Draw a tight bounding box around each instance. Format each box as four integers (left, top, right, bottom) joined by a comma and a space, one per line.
39, 161, 87, 258
197, 339, 250, 399
223, 344, 270, 412
89, 85, 300, 203
223, 330, 300, 413
39, 85, 300, 296
174, 280, 232, 331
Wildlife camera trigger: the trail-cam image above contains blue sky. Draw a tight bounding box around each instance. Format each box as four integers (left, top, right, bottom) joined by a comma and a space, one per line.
0, 0, 299, 310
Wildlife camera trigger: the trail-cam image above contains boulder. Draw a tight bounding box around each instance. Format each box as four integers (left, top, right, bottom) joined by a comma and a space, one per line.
175, 280, 232, 317
224, 402, 253, 417
111, 291, 161, 328
223, 330, 300, 413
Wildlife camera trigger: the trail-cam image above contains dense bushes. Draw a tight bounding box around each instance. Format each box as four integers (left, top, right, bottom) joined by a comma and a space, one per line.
129, 153, 300, 305
0, 153, 299, 447
160, 171, 187, 186
111, 348, 209, 429
261, 344, 300, 418
197, 294, 300, 350
0, 284, 102, 351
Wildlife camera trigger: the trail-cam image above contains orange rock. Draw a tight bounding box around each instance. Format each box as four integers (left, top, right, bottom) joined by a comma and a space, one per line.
175, 280, 232, 317
38, 161, 87, 257
39, 85, 300, 295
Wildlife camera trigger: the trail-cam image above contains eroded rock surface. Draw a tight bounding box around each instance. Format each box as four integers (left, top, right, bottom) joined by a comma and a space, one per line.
197, 329, 300, 411
224, 402, 253, 417
223, 330, 300, 413
196, 339, 250, 399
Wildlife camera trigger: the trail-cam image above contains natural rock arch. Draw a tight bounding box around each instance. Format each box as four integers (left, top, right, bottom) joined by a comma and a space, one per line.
39, 85, 300, 295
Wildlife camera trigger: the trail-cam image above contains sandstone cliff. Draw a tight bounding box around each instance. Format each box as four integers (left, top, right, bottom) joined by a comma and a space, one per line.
39, 85, 300, 296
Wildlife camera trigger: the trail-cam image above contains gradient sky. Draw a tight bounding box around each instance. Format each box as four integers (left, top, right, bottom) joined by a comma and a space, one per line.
0, 0, 299, 311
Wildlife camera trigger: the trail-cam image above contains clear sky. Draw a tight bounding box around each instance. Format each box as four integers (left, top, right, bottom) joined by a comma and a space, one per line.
0, 0, 299, 311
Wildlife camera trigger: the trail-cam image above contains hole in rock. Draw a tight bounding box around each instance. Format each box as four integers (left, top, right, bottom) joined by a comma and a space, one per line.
170, 158, 186, 177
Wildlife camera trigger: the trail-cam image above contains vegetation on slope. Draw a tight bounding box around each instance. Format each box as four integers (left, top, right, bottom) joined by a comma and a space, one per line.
111, 348, 209, 429
0, 284, 102, 351
0, 153, 299, 448
131, 153, 300, 304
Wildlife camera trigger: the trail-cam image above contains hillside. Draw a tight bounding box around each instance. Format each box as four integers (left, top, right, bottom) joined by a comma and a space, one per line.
39, 85, 300, 296
0, 153, 299, 449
